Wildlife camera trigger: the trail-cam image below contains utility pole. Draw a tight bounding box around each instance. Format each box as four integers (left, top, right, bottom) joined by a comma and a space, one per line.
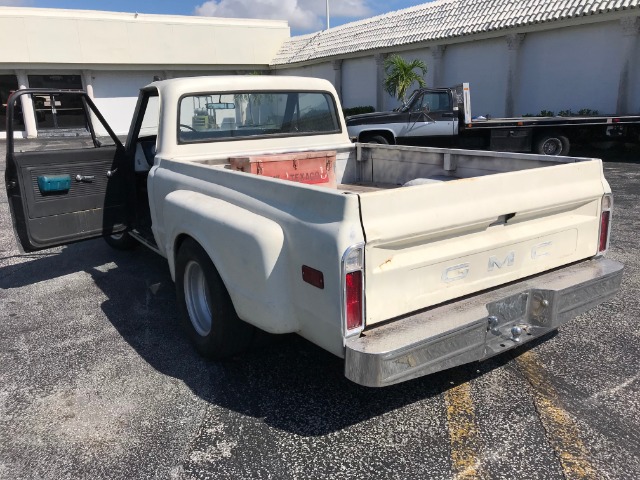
326, 0, 330, 29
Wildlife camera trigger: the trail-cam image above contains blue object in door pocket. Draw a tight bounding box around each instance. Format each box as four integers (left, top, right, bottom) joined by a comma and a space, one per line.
37, 175, 71, 193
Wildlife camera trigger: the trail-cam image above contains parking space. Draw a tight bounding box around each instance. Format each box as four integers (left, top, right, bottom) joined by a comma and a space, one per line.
0, 144, 639, 479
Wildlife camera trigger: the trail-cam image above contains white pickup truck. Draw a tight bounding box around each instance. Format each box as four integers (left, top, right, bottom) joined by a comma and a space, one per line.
4, 76, 623, 387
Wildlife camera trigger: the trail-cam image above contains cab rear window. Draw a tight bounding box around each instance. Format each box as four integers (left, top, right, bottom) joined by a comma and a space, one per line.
178, 91, 341, 143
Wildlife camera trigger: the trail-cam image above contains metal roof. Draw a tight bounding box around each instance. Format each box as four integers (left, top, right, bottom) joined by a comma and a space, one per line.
272, 0, 639, 65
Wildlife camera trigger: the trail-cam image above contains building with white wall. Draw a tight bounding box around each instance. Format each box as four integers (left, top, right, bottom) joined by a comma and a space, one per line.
2, 2, 639, 140
0, 7, 289, 138
272, 0, 640, 118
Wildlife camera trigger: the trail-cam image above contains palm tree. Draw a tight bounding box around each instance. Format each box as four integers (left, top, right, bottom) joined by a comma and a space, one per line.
383, 54, 427, 106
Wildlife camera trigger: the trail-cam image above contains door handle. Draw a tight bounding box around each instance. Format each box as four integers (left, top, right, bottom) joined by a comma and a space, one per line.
441, 112, 455, 118
106, 168, 118, 178
75, 174, 95, 183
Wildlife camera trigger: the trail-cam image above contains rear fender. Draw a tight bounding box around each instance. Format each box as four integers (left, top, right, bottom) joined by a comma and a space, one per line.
163, 190, 297, 333
357, 129, 397, 144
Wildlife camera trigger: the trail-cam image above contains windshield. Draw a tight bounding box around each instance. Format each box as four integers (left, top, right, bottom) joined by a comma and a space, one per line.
178, 91, 341, 144
400, 90, 420, 111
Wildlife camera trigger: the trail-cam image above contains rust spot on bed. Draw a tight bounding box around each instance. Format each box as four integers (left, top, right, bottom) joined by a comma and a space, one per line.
379, 258, 393, 269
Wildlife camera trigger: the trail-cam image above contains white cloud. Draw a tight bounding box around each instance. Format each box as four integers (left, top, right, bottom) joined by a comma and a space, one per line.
0, 0, 30, 5
194, 0, 372, 32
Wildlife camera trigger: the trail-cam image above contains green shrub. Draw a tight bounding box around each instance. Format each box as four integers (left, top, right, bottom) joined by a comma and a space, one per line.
343, 106, 375, 116
532, 108, 600, 117
577, 108, 599, 116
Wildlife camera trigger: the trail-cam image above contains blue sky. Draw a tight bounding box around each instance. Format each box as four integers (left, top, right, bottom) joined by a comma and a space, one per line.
2, 0, 431, 35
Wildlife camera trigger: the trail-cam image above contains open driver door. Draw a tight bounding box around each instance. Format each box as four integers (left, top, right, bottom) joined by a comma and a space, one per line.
4, 89, 130, 252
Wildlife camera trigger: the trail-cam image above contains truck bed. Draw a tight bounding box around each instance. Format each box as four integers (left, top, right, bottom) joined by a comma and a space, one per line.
192, 143, 606, 329
203, 143, 580, 190
465, 115, 640, 129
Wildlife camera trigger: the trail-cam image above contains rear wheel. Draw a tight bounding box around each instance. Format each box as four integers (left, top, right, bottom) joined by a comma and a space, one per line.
535, 134, 570, 156
366, 134, 390, 145
175, 238, 254, 359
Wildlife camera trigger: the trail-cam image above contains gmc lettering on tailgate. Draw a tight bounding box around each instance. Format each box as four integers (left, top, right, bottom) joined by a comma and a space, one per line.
441, 242, 553, 283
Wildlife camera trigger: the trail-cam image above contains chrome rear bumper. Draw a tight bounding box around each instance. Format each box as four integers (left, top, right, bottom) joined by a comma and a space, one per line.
345, 257, 623, 387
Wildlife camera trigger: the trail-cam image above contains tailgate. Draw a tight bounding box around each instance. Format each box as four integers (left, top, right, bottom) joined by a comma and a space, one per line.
359, 160, 606, 326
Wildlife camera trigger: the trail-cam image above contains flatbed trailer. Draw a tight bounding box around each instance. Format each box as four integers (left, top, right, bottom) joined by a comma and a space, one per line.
455, 83, 640, 154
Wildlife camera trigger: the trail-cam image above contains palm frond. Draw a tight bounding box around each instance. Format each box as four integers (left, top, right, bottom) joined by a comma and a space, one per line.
383, 54, 428, 104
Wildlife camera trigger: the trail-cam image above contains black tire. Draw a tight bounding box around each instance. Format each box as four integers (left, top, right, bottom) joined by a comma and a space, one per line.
104, 231, 138, 250
534, 134, 570, 156
366, 134, 390, 145
175, 238, 255, 359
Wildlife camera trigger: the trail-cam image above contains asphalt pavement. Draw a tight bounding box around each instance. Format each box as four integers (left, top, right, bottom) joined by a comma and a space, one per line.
0, 142, 639, 479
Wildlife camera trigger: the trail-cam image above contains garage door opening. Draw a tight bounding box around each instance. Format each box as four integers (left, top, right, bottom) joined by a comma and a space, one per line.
28, 75, 88, 132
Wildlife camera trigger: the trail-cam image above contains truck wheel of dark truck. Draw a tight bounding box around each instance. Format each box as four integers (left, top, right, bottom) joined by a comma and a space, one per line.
535, 134, 570, 156
366, 135, 390, 145
175, 238, 255, 359
104, 231, 139, 250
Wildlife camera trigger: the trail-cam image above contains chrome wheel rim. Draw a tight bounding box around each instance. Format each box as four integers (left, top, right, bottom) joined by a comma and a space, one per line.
184, 260, 213, 336
542, 138, 562, 155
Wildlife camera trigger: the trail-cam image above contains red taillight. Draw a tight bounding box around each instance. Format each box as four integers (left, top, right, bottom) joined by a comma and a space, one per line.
345, 271, 363, 330
343, 244, 364, 335
598, 194, 612, 254
599, 210, 610, 253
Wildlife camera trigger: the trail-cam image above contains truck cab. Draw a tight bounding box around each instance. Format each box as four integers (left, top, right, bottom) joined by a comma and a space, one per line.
346, 87, 458, 145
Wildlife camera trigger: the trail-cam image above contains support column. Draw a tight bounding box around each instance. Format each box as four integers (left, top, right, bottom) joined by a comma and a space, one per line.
375, 53, 388, 111
82, 70, 106, 136
332, 59, 343, 102
616, 16, 640, 115
505, 33, 525, 117
81, 70, 94, 98
15, 70, 37, 138
430, 45, 446, 87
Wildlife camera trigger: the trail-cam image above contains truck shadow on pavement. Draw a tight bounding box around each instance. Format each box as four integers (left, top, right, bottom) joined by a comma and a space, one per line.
0, 239, 531, 437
